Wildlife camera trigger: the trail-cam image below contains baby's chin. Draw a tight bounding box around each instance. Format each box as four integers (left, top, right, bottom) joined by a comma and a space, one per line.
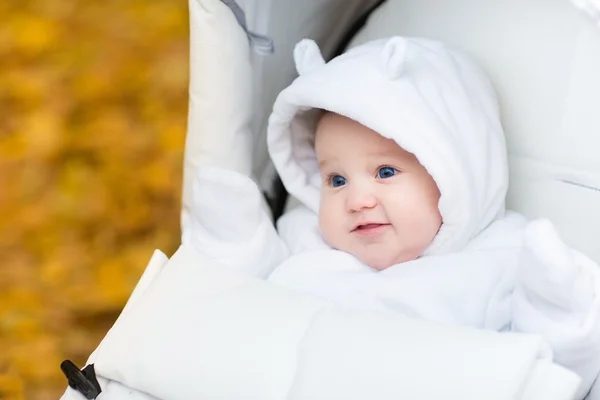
356, 249, 421, 271
322, 234, 423, 270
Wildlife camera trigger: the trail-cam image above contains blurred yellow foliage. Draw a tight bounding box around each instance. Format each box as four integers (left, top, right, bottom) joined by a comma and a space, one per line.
0, 0, 189, 397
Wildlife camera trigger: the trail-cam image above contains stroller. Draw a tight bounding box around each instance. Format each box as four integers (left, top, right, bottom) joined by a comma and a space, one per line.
60, 0, 600, 399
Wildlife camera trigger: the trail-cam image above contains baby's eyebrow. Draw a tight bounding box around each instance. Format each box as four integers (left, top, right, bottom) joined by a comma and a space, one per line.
368, 149, 397, 158
318, 159, 330, 169
371, 151, 407, 162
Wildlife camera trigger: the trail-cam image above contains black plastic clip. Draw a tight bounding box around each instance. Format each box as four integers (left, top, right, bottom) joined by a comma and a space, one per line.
60, 360, 102, 399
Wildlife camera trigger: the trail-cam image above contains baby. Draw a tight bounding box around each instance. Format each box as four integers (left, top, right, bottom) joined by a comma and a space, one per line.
313, 110, 442, 270
186, 37, 600, 399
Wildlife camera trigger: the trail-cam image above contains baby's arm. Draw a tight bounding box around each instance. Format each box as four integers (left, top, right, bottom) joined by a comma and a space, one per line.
182, 166, 289, 278
512, 219, 600, 399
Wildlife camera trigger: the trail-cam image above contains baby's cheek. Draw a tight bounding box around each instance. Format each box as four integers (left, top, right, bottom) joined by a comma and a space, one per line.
318, 205, 342, 249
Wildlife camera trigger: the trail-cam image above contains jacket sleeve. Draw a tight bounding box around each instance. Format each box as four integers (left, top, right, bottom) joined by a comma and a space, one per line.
511, 219, 600, 400
276, 203, 330, 255
181, 166, 289, 278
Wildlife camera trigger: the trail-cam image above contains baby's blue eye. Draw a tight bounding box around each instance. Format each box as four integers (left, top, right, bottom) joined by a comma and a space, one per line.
330, 175, 347, 187
378, 166, 397, 179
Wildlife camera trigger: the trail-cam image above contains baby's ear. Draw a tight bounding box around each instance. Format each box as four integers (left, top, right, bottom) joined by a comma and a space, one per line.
380, 37, 408, 80
294, 39, 326, 76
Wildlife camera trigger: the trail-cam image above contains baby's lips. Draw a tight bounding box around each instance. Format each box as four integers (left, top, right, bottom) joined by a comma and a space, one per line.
352, 222, 388, 231
351, 223, 391, 237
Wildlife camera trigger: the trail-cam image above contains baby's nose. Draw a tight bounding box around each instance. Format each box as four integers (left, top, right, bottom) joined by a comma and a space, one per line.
346, 186, 377, 212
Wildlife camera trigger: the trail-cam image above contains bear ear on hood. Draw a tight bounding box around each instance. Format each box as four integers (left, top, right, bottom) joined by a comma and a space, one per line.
294, 39, 326, 76
380, 37, 408, 80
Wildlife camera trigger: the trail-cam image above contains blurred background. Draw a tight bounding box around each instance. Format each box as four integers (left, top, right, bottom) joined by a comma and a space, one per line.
0, 0, 189, 398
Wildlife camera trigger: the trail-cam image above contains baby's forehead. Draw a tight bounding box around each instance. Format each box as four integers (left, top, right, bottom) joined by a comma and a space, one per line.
316, 113, 389, 145
313, 112, 421, 165
316, 126, 408, 157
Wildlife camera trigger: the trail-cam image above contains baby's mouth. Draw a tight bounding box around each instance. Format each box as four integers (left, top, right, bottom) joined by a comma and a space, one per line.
353, 223, 391, 236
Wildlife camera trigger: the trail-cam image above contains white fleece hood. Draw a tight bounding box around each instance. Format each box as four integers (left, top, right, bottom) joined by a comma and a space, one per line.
267, 37, 509, 255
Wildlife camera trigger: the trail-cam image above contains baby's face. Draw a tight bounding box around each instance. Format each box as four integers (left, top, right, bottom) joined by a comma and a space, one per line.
315, 112, 442, 270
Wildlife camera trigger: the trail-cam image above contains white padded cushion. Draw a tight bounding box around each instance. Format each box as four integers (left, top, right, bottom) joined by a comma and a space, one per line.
349, 0, 600, 263
182, 0, 255, 231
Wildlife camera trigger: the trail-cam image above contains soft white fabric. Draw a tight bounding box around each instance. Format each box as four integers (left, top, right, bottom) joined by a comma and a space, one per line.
60, 244, 582, 400
182, 165, 288, 278
345, 0, 600, 265
61, 379, 159, 400
264, 37, 600, 399
571, 0, 600, 26
271, 211, 527, 329
181, 0, 257, 235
